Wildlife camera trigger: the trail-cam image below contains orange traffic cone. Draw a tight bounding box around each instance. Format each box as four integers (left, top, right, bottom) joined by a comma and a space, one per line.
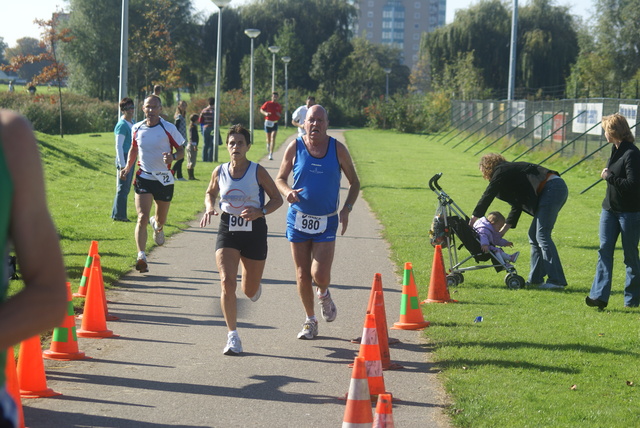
422, 245, 457, 303
350, 274, 400, 346
5, 348, 26, 428
43, 282, 88, 360
372, 291, 403, 370
73, 240, 98, 298
17, 336, 61, 398
77, 255, 118, 321
342, 356, 373, 427
373, 393, 395, 428
77, 256, 115, 338
357, 313, 385, 400
391, 262, 430, 330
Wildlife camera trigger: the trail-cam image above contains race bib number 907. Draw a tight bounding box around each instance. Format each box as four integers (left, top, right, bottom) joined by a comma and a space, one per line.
294, 212, 327, 234
229, 214, 252, 232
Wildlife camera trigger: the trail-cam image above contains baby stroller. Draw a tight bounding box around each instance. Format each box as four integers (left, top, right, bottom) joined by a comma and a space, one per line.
428, 173, 525, 289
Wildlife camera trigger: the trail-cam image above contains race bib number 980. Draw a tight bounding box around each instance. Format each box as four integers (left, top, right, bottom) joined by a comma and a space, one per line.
229, 214, 252, 232
294, 212, 327, 234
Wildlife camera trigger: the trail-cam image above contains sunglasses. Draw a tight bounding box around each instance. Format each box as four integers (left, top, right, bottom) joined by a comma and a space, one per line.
124, 106, 135, 111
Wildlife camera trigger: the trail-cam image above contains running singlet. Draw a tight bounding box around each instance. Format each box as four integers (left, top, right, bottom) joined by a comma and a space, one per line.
0, 130, 13, 388
131, 118, 184, 181
218, 162, 264, 216
290, 137, 341, 216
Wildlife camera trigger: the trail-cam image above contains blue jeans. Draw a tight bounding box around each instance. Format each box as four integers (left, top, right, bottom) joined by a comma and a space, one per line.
527, 178, 568, 285
202, 126, 213, 162
111, 167, 133, 220
590, 209, 640, 306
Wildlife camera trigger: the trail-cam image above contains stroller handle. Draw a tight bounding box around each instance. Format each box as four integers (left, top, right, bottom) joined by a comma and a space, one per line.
429, 173, 443, 191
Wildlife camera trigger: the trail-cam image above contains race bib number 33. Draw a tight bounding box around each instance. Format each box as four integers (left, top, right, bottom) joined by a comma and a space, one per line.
294, 212, 327, 234
229, 214, 252, 232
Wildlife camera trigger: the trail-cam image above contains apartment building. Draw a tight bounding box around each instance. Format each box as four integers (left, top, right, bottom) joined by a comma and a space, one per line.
353, 0, 446, 69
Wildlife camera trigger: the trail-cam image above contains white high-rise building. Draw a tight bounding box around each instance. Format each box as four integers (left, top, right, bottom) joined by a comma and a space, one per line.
353, 0, 446, 69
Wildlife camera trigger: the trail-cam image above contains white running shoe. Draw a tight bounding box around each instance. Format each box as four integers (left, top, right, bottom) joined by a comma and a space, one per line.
150, 216, 165, 246
297, 320, 318, 340
223, 333, 243, 355
318, 288, 337, 322
249, 284, 262, 302
135, 255, 148, 273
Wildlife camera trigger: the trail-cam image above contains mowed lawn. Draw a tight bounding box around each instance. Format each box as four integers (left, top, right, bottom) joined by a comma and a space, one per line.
11, 125, 639, 427
344, 128, 639, 427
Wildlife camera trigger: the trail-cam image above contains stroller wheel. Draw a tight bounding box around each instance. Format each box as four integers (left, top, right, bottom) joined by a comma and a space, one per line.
505, 273, 525, 290
446, 274, 459, 287
453, 272, 464, 285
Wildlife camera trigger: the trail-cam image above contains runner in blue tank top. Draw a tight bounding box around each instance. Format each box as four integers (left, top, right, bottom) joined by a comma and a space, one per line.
276, 105, 360, 340
0, 110, 66, 426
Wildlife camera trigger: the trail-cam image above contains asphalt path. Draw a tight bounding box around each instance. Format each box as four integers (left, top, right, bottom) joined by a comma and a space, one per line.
24, 130, 452, 428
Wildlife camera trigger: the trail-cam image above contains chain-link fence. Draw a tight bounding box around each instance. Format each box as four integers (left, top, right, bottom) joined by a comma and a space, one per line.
449, 99, 640, 161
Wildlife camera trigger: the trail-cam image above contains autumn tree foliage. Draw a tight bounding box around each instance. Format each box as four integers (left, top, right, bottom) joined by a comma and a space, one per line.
1, 12, 72, 137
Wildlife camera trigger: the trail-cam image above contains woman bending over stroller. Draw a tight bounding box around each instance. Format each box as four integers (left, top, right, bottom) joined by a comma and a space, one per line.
469, 153, 568, 290
473, 211, 520, 267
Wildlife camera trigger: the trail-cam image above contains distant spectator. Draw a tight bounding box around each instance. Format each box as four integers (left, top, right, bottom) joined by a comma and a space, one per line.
7, 81, 14, 93
153, 85, 163, 96
172, 100, 188, 181
112, 97, 135, 222
187, 113, 199, 180
27, 85, 36, 95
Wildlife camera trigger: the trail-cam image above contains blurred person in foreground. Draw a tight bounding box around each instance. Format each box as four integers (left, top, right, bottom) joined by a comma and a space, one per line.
586, 113, 640, 310
0, 110, 67, 426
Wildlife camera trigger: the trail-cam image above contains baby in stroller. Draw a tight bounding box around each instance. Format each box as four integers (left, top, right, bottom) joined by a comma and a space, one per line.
472, 211, 519, 267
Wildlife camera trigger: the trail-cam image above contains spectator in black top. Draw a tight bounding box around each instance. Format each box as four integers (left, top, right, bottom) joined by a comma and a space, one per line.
587, 113, 640, 309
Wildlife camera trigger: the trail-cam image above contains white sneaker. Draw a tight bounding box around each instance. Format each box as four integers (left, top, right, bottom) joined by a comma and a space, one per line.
135, 254, 148, 273
318, 288, 337, 322
249, 284, 262, 302
150, 216, 165, 246
539, 282, 564, 290
268, 153, 273, 160
223, 333, 243, 355
297, 320, 318, 340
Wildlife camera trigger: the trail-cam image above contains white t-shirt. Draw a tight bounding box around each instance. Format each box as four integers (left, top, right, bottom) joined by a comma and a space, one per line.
132, 118, 185, 180
291, 105, 308, 137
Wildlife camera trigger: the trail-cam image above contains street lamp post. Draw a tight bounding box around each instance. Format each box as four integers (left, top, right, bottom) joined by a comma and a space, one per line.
268, 45, 280, 93
383, 68, 391, 102
282, 56, 291, 128
244, 29, 260, 145
212, 0, 231, 162
383, 68, 391, 129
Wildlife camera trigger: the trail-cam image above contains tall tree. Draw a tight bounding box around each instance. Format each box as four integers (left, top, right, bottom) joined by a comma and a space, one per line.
594, 0, 640, 80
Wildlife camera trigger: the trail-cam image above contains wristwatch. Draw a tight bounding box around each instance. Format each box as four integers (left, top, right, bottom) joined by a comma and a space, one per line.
262, 207, 267, 216
345, 203, 353, 212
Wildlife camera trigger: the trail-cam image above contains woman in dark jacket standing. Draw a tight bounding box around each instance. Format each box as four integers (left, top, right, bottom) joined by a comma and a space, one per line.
586, 113, 640, 309
469, 153, 569, 289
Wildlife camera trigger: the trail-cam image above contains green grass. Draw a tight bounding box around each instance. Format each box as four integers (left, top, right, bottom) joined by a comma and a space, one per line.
343, 129, 640, 427
9, 126, 292, 302
13, 124, 640, 426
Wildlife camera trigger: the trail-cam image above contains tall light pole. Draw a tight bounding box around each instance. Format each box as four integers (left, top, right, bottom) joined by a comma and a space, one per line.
282, 56, 291, 128
383, 68, 391, 129
383, 68, 391, 102
507, 0, 518, 101
212, 0, 231, 162
244, 28, 260, 145
268, 45, 280, 93
118, 0, 129, 111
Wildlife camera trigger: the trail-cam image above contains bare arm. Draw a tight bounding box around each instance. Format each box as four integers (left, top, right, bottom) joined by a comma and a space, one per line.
0, 111, 66, 348
336, 141, 361, 235
200, 166, 221, 227
275, 140, 303, 203
120, 143, 138, 180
